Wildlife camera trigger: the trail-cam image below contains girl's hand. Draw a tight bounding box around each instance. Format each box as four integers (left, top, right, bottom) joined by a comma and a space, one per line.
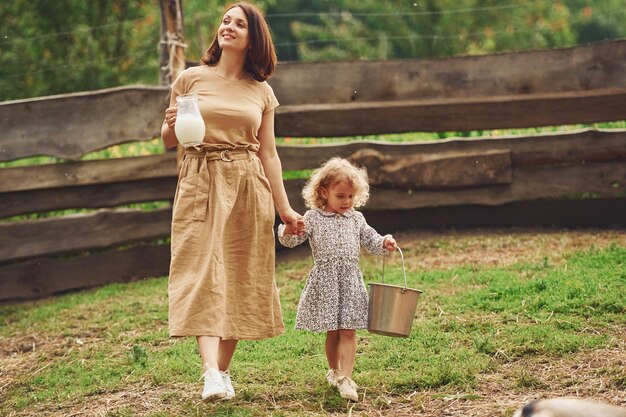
383, 235, 397, 252
280, 208, 305, 236
282, 218, 305, 236
164, 106, 178, 129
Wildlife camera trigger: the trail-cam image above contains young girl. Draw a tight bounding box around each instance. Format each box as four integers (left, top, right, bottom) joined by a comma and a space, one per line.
278, 157, 396, 402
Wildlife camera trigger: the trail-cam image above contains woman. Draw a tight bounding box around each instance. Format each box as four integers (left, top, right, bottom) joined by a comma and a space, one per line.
161, 2, 302, 402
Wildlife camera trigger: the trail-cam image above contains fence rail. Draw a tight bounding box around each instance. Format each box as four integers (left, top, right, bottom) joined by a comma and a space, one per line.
1, 40, 625, 302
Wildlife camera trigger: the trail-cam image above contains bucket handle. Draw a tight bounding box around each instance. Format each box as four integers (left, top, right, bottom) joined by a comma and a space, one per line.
382, 246, 408, 290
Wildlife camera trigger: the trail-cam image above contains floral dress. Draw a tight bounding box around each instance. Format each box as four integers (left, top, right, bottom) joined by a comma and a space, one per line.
278, 208, 389, 332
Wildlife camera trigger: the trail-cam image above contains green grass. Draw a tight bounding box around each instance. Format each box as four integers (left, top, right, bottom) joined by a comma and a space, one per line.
1, 201, 173, 223
274, 121, 626, 145
0, 138, 167, 168
1, 241, 624, 416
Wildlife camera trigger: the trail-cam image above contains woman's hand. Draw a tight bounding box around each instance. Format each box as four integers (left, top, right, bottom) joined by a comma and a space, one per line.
282, 218, 305, 236
383, 235, 397, 252
280, 208, 305, 236
164, 106, 178, 130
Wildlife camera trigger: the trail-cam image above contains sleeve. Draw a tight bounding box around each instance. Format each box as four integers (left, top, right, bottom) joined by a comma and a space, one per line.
263, 82, 279, 114
277, 211, 312, 248
357, 212, 388, 256
170, 69, 188, 96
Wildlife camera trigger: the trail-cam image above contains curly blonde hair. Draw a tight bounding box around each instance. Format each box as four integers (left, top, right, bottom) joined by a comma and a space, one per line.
302, 157, 370, 209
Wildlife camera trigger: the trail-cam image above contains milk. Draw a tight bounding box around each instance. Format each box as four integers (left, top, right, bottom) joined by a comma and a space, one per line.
175, 114, 206, 146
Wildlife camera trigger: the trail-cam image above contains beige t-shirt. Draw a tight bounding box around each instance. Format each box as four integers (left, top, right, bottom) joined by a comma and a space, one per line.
171, 65, 279, 149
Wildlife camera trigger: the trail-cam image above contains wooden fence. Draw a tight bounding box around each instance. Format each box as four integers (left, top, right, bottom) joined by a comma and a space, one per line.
1, 40, 625, 302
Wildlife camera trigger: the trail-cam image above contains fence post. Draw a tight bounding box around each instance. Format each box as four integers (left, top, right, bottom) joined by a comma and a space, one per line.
159, 0, 186, 167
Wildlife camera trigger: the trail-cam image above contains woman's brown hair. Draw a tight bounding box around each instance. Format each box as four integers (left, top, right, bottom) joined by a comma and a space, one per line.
201, 2, 277, 81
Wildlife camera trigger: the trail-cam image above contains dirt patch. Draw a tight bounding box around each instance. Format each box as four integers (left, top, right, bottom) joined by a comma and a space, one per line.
7, 383, 194, 417
278, 228, 626, 270
384, 228, 626, 270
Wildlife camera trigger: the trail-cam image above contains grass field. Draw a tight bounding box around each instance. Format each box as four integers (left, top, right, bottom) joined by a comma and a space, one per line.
1, 228, 625, 416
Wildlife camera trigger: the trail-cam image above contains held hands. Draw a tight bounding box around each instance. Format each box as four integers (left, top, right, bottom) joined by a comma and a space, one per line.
383, 235, 397, 252
164, 106, 177, 129
280, 209, 306, 236
282, 219, 305, 236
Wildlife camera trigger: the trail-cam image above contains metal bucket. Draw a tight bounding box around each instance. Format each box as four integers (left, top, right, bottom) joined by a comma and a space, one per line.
368, 247, 422, 337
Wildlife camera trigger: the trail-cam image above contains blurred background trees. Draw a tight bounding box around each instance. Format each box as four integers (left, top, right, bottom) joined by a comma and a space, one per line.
1, 0, 158, 100
1, 0, 624, 101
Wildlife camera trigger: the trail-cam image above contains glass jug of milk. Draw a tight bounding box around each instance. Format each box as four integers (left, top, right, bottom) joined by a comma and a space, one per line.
175, 94, 205, 147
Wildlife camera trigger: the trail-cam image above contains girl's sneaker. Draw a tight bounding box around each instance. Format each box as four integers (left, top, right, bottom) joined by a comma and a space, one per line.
336, 376, 358, 401
326, 369, 341, 387
220, 370, 235, 400
200, 368, 227, 401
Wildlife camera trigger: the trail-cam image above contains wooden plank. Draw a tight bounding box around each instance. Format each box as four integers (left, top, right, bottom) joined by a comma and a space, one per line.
5, 152, 620, 230
0, 178, 177, 219
284, 160, 626, 212
361, 198, 626, 232
275, 88, 626, 136
0, 208, 172, 264
2, 41, 624, 162
1, 129, 624, 218
0, 245, 170, 302
348, 148, 511, 189
2, 128, 622, 193
271, 40, 626, 105
367, 161, 626, 210
0, 153, 177, 193
0, 85, 170, 161
276, 128, 626, 170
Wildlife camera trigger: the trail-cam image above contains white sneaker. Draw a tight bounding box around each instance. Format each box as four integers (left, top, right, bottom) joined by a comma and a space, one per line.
220, 370, 235, 400
200, 368, 227, 401
336, 376, 358, 402
326, 369, 341, 387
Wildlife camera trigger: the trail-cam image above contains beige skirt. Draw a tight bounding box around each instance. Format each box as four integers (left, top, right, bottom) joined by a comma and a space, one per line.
168, 148, 284, 339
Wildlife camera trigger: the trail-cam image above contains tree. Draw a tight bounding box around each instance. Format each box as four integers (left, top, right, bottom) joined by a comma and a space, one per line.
0, 0, 158, 100
1, 0, 624, 100
264, 0, 624, 61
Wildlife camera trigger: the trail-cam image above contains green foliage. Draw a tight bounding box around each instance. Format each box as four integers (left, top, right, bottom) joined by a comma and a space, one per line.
1, 1, 624, 100
0, 0, 159, 100
264, 0, 626, 61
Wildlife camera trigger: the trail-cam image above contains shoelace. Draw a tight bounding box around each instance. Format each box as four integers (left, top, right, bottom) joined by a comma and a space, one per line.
199, 368, 221, 381
337, 376, 358, 389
